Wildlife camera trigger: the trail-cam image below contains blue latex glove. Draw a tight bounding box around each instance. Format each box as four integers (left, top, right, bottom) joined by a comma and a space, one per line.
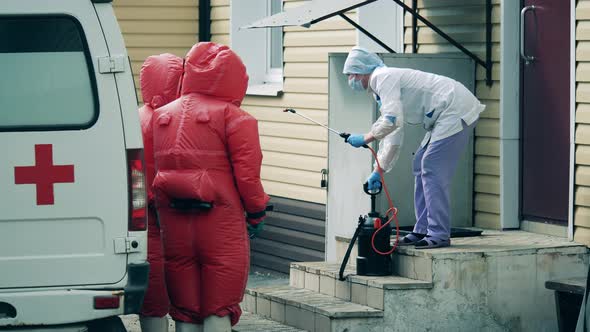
247, 220, 265, 239
366, 171, 382, 191
346, 134, 366, 148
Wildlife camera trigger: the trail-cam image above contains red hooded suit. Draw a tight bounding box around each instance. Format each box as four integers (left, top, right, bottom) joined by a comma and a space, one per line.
152, 42, 270, 325
138, 53, 184, 317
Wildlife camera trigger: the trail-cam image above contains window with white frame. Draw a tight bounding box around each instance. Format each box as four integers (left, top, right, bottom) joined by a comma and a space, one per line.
231, 0, 283, 96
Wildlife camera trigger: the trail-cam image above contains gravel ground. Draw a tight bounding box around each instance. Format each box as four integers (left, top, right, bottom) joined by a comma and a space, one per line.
120, 270, 291, 331
121, 312, 306, 332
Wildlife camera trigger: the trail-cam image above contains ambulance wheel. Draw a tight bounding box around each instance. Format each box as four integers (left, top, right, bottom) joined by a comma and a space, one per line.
87, 316, 127, 332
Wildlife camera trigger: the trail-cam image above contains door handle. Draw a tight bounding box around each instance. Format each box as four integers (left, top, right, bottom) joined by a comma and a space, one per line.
520, 5, 536, 65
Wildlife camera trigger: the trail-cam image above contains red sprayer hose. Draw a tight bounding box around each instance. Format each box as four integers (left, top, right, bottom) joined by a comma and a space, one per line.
367, 146, 400, 255
281, 108, 399, 255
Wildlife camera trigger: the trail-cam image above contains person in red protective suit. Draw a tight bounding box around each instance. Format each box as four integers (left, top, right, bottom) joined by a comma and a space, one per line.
137, 53, 184, 332
152, 42, 270, 332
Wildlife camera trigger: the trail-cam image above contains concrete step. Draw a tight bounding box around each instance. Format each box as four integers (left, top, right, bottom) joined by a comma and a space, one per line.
243, 285, 384, 332
233, 312, 307, 332
289, 261, 432, 310
336, 230, 588, 283
334, 230, 589, 331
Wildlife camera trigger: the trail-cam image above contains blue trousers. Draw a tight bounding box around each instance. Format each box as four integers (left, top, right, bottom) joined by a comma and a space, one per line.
412, 121, 475, 241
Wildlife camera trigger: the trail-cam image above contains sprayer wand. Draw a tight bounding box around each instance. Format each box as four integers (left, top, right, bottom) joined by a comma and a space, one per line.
283, 108, 369, 148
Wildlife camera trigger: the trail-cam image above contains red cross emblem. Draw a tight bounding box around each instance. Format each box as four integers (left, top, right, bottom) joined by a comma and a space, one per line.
14, 144, 75, 205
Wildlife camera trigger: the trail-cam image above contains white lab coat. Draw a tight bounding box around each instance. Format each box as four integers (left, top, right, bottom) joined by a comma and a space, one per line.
369, 66, 485, 172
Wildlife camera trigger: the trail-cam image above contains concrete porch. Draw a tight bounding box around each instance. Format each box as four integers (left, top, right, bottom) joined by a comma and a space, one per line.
243, 230, 589, 332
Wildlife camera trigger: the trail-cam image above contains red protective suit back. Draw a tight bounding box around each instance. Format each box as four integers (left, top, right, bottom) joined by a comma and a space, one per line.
138, 53, 184, 201
152, 42, 268, 214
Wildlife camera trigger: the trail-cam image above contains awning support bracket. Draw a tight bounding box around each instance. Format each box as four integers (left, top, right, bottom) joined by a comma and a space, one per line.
339, 13, 396, 54
246, 0, 493, 86
403, 0, 493, 86
328, 0, 494, 86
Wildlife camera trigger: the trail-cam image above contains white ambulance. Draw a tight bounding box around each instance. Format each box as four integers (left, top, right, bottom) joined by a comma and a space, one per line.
0, 1, 148, 331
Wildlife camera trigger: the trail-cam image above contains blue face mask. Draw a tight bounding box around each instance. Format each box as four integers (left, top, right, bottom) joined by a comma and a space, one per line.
348, 77, 365, 91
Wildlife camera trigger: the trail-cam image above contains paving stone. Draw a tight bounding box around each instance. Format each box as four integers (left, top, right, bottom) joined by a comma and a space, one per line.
123, 313, 306, 332
314, 313, 332, 332
394, 229, 586, 259
304, 271, 320, 292
233, 312, 307, 332
367, 287, 385, 310
293, 262, 433, 291
270, 300, 286, 324
285, 305, 315, 331
250, 285, 383, 319
351, 283, 367, 306
242, 293, 256, 312
367, 276, 433, 290
335, 279, 351, 301
290, 267, 306, 288
319, 275, 336, 296
392, 253, 433, 282
256, 297, 271, 318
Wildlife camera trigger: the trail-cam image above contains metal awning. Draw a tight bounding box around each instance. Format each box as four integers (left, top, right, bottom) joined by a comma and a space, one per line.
242, 0, 493, 86
242, 0, 376, 29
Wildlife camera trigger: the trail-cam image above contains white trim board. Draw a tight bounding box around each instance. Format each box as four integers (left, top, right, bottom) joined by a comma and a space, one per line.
499, 0, 520, 230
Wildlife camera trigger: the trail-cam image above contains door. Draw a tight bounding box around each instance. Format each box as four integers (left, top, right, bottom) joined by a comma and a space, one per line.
521, 0, 570, 223
0, 0, 129, 288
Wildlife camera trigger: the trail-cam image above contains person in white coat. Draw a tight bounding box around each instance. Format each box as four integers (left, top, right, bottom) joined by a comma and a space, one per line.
343, 47, 485, 249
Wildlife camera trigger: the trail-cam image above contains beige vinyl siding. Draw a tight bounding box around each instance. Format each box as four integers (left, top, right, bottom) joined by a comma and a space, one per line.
113, 0, 199, 100
211, 0, 229, 45
403, 0, 502, 229
575, 0, 590, 244
212, 0, 356, 204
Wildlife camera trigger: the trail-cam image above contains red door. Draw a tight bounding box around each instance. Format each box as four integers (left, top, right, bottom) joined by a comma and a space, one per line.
521, 0, 570, 223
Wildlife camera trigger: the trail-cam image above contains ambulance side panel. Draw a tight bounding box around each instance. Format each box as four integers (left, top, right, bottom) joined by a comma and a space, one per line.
0, 0, 131, 289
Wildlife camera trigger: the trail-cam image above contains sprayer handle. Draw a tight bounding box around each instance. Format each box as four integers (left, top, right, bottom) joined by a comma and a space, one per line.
340, 132, 369, 149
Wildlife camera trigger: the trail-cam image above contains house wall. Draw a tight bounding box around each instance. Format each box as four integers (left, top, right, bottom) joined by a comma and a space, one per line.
115, 0, 502, 228
211, 0, 356, 204
403, 0, 502, 229
113, 0, 199, 100
575, 0, 590, 244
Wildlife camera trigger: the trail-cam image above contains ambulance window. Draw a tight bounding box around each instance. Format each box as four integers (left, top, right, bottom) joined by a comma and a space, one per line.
0, 16, 98, 131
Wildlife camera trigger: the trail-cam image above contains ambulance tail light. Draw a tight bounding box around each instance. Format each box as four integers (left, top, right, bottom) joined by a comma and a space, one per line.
127, 149, 147, 231
94, 295, 121, 309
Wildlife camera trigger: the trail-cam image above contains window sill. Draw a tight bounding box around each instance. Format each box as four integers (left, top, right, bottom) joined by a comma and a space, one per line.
246, 83, 283, 97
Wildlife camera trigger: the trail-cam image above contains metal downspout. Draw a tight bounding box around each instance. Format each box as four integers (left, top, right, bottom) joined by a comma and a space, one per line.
412, 0, 417, 53
486, 0, 493, 86
199, 0, 211, 42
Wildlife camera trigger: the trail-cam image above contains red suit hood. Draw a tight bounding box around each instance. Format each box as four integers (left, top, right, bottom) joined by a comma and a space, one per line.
181, 42, 248, 106
140, 53, 184, 108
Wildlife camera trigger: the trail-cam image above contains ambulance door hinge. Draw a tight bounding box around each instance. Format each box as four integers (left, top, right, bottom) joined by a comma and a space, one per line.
98, 56, 126, 74
114, 237, 141, 254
